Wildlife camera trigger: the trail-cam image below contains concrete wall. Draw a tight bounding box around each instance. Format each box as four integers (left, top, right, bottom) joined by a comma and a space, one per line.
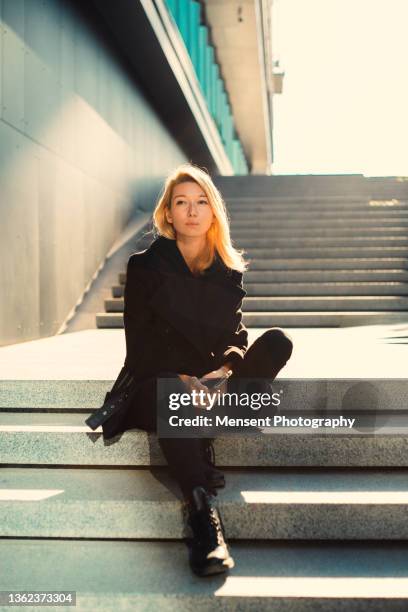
0, 0, 186, 346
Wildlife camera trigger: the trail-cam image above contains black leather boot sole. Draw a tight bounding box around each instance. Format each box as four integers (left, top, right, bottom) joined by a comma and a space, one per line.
190, 551, 234, 577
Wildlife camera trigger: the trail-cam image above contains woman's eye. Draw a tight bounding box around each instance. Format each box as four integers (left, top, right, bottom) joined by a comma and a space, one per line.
175, 199, 207, 205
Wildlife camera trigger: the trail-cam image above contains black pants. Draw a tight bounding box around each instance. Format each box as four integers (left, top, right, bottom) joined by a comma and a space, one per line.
124, 328, 293, 500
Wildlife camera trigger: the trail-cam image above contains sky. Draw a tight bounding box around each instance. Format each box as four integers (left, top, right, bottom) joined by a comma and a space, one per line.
271, 0, 408, 176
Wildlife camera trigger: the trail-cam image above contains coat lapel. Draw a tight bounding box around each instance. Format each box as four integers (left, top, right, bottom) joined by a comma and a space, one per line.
144, 237, 246, 359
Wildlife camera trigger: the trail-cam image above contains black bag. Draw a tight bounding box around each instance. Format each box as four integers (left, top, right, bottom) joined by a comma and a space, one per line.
85, 366, 140, 431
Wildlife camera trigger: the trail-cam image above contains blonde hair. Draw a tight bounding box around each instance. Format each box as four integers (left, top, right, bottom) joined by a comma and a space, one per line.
152, 163, 248, 275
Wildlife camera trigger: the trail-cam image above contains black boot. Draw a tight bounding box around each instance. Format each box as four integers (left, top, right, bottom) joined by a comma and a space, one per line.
201, 438, 225, 489
186, 486, 234, 577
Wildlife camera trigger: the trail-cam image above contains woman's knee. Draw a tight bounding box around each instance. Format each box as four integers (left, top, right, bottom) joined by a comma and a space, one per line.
260, 328, 293, 361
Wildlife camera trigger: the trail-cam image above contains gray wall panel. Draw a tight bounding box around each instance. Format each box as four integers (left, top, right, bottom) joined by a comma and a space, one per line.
2, 0, 24, 131
38, 149, 58, 338
25, 0, 61, 74
53, 159, 85, 325
60, 1, 74, 92
25, 48, 59, 149
0, 0, 3, 120
0, 0, 187, 345
0, 122, 39, 344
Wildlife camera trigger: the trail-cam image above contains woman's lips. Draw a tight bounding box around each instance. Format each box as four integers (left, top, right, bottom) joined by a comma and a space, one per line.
186, 222, 199, 226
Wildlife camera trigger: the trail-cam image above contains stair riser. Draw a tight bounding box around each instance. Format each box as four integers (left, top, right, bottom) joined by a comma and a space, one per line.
110, 284, 408, 302
237, 239, 408, 248
243, 271, 408, 282
118, 260, 408, 284
242, 312, 408, 326
243, 297, 408, 311
3, 378, 407, 409
105, 296, 408, 313
231, 227, 408, 236
2, 431, 408, 466
2, 539, 408, 611
249, 269, 408, 282
227, 195, 369, 203
228, 205, 408, 215
215, 176, 367, 196
244, 285, 408, 296
97, 312, 408, 328
230, 211, 408, 220
243, 248, 408, 258
114, 281, 408, 298
242, 259, 408, 270
231, 218, 408, 227
2, 502, 408, 540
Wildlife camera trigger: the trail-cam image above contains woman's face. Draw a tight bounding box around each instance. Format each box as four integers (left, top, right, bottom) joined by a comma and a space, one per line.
166, 181, 215, 238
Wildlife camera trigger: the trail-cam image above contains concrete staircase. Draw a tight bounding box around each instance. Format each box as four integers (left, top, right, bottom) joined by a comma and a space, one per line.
3, 176, 408, 608
3, 380, 408, 607
95, 176, 408, 329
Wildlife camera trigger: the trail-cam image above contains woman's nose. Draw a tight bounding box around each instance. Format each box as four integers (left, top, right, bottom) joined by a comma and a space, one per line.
187, 202, 198, 215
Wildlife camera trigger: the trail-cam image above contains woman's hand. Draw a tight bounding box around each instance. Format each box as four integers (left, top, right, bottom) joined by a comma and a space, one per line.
200, 365, 232, 380
199, 364, 233, 396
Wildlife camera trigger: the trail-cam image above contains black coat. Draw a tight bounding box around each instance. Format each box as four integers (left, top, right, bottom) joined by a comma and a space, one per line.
100, 235, 248, 439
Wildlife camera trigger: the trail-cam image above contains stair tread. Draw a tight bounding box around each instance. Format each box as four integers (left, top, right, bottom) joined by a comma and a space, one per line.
97, 310, 408, 316
3, 411, 408, 469
4, 466, 408, 503
4, 467, 408, 540
3, 539, 408, 608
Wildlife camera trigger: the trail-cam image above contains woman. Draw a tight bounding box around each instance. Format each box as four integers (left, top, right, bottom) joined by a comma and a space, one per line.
93, 163, 293, 577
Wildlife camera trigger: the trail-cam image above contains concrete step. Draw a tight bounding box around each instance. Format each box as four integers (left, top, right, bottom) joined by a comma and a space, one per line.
231, 217, 408, 228
105, 296, 408, 313
3, 466, 408, 539
3, 378, 407, 412
96, 310, 408, 328
242, 311, 408, 327
227, 202, 408, 213
242, 296, 408, 311
0, 372, 408, 412
230, 209, 408, 219
231, 226, 408, 236
3, 411, 408, 466
0, 382, 111, 409
113, 279, 408, 298
242, 270, 408, 283
236, 237, 408, 248
5, 539, 408, 611
227, 195, 404, 202
214, 174, 367, 197
227, 195, 369, 203
242, 283, 408, 297
118, 260, 408, 285
242, 247, 408, 258
241, 258, 408, 271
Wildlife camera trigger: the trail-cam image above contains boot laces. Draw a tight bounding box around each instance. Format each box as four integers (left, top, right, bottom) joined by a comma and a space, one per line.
188, 492, 226, 549
205, 504, 225, 548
